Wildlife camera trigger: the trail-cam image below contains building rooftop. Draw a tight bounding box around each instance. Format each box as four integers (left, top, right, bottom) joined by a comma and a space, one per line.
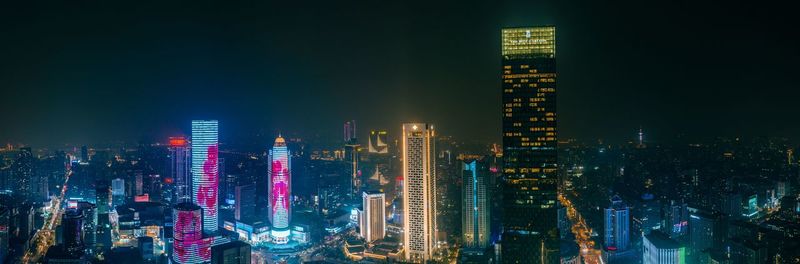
644, 231, 682, 249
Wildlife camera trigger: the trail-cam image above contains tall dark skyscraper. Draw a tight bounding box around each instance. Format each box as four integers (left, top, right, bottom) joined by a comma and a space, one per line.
500, 26, 558, 263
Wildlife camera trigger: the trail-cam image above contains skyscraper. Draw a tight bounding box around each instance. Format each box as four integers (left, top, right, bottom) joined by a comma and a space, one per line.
170, 136, 191, 203
173, 202, 210, 264
401, 123, 437, 262
361, 190, 386, 243
501, 26, 559, 263
191, 120, 219, 233
111, 178, 125, 207
604, 195, 630, 251
462, 160, 490, 249
268, 135, 292, 244
62, 208, 85, 256
344, 142, 361, 199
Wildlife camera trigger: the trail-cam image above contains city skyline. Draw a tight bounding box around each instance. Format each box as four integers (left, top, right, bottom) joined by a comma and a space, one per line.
2, 1, 800, 264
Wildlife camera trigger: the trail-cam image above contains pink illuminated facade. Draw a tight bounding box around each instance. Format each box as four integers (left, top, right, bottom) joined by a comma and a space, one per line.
191, 120, 219, 233
268, 135, 291, 244
172, 202, 211, 264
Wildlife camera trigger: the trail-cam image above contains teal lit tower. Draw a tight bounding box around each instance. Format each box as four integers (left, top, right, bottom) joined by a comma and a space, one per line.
501, 26, 558, 263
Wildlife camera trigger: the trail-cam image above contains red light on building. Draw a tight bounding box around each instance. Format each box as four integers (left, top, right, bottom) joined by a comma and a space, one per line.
170, 137, 187, 147
164, 177, 174, 184
135, 194, 150, 202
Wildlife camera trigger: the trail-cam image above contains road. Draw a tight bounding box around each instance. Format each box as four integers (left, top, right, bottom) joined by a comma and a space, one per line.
22, 168, 73, 263
559, 193, 604, 264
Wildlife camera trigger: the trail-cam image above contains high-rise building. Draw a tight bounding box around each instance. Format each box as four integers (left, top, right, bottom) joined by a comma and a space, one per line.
191, 120, 219, 233
62, 208, 85, 256
344, 142, 361, 199
170, 137, 191, 203
268, 135, 292, 244
111, 178, 125, 208
234, 184, 256, 221
604, 195, 630, 252
401, 123, 437, 262
666, 201, 688, 239
500, 26, 559, 263
76, 202, 97, 255
12, 148, 34, 201
462, 160, 490, 249
688, 210, 722, 263
361, 191, 385, 243
368, 130, 389, 154
344, 120, 357, 142
643, 231, 686, 264
173, 202, 210, 264
638, 193, 661, 235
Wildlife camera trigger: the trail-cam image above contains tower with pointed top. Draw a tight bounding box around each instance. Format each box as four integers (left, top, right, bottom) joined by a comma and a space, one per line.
268, 135, 292, 244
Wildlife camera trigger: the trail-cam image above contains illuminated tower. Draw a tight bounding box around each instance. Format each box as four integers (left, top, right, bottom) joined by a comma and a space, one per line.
173, 202, 211, 264
361, 190, 386, 243
170, 136, 191, 203
401, 123, 437, 262
191, 120, 219, 233
462, 160, 490, 249
501, 26, 559, 263
268, 135, 292, 244
604, 195, 630, 251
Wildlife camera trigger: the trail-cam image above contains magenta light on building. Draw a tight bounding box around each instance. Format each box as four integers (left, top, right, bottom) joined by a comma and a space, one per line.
191, 120, 219, 233
268, 135, 291, 244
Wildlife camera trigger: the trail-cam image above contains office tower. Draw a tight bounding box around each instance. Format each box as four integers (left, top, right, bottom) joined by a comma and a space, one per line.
76, 202, 97, 255
173, 202, 210, 264
170, 137, 191, 203
268, 135, 292, 244
666, 201, 688, 239
344, 120, 357, 142
62, 209, 85, 256
12, 147, 34, 201
361, 191, 386, 243
211, 240, 251, 264
501, 26, 559, 263
401, 123, 437, 262
604, 195, 630, 251
688, 210, 722, 263
234, 184, 256, 221
191, 120, 219, 233
643, 231, 686, 264
368, 130, 389, 154
112, 178, 125, 208
638, 193, 661, 234
462, 160, 490, 249
344, 142, 361, 198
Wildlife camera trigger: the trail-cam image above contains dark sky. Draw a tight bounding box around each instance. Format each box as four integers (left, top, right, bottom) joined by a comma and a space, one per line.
1, 0, 798, 147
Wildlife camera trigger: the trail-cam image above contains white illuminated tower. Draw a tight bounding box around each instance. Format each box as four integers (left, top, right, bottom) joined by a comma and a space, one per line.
191, 120, 219, 233
361, 190, 386, 243
402, 123, 437, 262
268, 135, 292, 244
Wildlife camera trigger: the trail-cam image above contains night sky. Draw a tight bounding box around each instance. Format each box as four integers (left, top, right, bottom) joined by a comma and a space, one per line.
2, 1, 798, 147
